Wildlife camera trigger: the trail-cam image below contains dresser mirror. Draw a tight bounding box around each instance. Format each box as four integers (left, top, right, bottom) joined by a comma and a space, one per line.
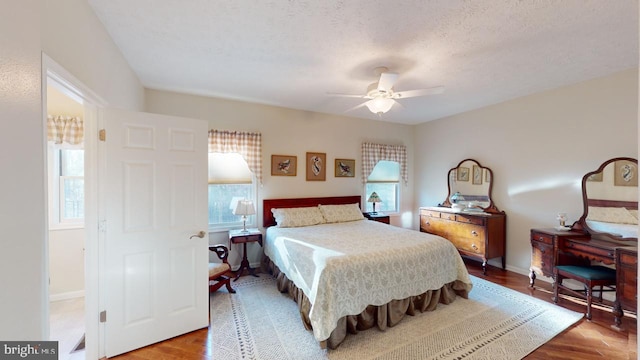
441, 159, 501, 214
573, 157, 638, 241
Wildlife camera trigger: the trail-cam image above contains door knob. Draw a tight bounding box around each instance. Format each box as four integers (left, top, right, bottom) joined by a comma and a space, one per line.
190, 231, 206, 239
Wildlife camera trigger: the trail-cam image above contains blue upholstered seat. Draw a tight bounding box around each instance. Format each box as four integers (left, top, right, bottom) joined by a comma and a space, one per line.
555, 265, 616, 280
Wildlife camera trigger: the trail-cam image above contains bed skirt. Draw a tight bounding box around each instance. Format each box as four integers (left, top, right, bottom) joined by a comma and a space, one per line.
261, 255, 470, 349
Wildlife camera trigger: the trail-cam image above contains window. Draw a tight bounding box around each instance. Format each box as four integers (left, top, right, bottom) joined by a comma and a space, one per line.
208, 152, 256, 229
365, 160, 400, 213
49, 145, 84, 227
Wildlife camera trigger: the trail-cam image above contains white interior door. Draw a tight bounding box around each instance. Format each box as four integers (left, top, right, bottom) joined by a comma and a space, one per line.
103, 108, 208, 357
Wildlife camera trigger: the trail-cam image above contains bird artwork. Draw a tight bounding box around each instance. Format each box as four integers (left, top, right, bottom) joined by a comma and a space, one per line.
278, 159, 291, 174
311, 156, 322, 176
338, 161, 352, 177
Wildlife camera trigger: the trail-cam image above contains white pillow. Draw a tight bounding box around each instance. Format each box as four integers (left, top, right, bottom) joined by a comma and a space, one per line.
587, 206, 638, 225
319, 203, 365, 223
271, 206, 325, 228
629, 209, 639, 220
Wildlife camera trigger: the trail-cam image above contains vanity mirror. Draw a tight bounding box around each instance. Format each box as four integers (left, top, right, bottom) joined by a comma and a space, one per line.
440, 159, 502, 214
573, 157, 638, 241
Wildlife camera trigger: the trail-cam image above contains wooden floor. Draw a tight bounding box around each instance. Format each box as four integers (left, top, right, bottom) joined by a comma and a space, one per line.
111, 260, 637, 359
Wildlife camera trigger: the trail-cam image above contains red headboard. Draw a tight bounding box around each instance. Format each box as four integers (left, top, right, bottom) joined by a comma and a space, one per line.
263, 195, 362, 228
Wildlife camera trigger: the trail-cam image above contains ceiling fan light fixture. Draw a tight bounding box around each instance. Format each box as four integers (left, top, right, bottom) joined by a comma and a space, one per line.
365, 97, 394, 115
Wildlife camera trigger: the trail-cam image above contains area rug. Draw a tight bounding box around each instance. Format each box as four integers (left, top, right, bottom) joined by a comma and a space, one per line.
209, 275, 583, 360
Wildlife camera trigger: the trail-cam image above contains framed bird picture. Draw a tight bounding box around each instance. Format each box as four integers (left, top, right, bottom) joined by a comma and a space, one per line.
271, 155, 297, 176
335, 158, 355, 177
306, 152, 326, 181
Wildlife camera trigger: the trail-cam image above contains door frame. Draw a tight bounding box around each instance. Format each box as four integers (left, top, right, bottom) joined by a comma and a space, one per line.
42, 53, 107, 359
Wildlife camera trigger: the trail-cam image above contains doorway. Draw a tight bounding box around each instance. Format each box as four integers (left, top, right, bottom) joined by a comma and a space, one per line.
43, 53, 105, 360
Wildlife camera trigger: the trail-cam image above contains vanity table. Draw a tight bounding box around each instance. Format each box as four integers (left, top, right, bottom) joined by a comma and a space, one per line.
529, 157, 638, 328
420, 159, 506, 274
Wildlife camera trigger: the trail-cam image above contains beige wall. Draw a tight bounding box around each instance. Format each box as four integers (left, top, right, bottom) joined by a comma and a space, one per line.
145, 89, 416, 267
414, 68, 639, 276
48, 229, 85, 299
1, 0, 143, 340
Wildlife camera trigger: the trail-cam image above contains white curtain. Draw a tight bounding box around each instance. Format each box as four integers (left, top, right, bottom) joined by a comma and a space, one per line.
361, 142, 408, 185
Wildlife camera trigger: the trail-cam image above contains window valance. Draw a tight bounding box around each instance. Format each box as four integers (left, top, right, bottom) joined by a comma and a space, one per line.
47, 115, 84, 145
208, 130, 263, 185
361, 142, 407, 185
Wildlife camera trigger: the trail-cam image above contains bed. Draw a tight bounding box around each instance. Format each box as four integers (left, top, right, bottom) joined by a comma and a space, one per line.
260, 196, 473, 349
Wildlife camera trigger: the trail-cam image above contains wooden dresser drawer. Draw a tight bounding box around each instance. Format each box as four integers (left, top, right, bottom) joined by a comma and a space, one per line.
563, 240, 615, 260
420, 209, 441, 218
620, 252, 638, 266
448, 225, 486, 254
531, 231, 553, 245
455, 214, 485, 225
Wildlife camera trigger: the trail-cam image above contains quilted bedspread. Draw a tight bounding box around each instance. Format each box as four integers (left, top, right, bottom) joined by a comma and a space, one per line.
264, 219, 473, 341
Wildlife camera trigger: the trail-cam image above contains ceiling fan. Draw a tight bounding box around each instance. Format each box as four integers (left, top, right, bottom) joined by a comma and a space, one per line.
328, 67, 444, 115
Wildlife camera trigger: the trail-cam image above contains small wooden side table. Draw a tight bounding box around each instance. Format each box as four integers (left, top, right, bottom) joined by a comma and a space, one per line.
362, 212, 390, 224
229, 228, 263, 281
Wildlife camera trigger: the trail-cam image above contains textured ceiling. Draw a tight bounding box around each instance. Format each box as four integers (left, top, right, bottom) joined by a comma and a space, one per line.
87, 0, 638, 125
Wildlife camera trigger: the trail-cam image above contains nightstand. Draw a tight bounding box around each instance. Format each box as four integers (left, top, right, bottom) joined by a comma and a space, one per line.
229, 228, 263, 281
362, 212, 390, 224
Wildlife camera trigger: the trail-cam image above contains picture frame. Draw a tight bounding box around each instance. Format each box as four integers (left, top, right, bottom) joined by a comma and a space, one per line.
472, 165, 483, 185
306, 152, 326, 181
335, 158, 355, 177
614, 160, 637, 186
271, 155, 297, 176
457, 166, 469, 182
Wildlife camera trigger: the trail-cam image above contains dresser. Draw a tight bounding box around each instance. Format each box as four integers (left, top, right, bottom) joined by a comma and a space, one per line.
420, 207, 506, 274
613, 246, 638, 329
529, 228, 590, 287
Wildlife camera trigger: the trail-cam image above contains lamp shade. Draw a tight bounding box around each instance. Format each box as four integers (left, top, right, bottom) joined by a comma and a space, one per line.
233, 199, 256, 216
365, 97, 395, 115
367, 192, 381, 203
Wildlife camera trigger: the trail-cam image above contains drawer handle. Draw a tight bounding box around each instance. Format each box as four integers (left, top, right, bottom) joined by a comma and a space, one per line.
471, 243, 478, 250
471, 230, 478, 236
540, 249, 545, 254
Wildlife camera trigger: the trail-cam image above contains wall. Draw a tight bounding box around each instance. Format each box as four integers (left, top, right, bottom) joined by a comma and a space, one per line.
414, 68, 639, 276
0, 0, 144, 340
145, 89, 416, 268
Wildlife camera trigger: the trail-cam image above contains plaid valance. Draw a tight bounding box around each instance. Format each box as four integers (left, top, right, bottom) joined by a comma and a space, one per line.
47, 115, 84, 145
208, 130, 263, 185
361, 142, 408, 185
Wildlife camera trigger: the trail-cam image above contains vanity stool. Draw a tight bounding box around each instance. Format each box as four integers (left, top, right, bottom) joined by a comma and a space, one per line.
553, 265, 616, 320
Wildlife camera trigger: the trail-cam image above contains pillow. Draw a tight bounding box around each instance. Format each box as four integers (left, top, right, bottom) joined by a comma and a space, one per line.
629, 209, 639, 220
271, 206, 325, 228
587, 206, 638, 225
319, 203, 365, 223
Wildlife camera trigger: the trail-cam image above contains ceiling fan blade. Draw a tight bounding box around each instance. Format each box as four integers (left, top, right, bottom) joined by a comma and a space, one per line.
394, 86, 444, 99
344, 102, 368, 113
326, 92, 367, 98
377, 72, 399, 92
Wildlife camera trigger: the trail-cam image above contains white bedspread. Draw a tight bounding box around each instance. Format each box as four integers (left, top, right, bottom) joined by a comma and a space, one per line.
264, 219, 473, 341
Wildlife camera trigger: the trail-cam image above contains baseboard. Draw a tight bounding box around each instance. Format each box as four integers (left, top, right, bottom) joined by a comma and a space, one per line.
50, 290, 84, 302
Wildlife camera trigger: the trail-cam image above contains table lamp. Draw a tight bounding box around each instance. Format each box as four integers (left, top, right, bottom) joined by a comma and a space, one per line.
367, 192, 381, 214
233, 199, 255, 232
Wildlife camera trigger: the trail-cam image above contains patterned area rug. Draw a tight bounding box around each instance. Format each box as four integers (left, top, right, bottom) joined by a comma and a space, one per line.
209, 275, 583, 360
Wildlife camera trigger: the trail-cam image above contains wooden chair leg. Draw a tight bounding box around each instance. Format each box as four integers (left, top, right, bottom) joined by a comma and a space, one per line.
585, 286, 593, 321
225, 277, 236, 293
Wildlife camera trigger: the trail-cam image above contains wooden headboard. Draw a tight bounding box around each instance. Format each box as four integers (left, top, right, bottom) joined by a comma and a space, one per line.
587, 199, 638, 210
263, 195, 362, 228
